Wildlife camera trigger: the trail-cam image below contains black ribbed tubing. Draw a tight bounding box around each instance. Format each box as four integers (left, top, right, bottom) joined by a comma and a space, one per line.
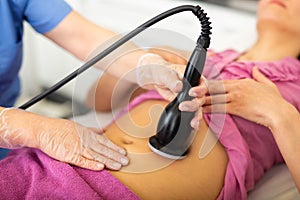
19, 5, 211, 110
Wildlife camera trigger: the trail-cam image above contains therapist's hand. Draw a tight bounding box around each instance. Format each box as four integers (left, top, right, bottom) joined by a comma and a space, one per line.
0, 108, 129, 171
136, 53, 185, 101
203, 67, 283, 128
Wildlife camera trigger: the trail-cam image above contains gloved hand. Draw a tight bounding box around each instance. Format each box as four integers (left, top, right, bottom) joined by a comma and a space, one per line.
0, 108, 129, 171
178, 76, 208, 129
136, 53, 185, 101
136, 53, 208, 129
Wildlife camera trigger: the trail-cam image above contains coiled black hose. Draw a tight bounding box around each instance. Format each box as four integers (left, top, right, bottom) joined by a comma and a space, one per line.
19, 5, 212, 110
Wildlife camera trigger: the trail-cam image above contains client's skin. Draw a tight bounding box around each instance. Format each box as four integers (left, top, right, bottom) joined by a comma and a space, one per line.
86, 53, 228, 199
104, 99, 228, 199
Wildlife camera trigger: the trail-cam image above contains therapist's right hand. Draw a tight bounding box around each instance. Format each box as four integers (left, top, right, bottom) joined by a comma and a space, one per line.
0, 108, 129, 171
136, 53, 185, 101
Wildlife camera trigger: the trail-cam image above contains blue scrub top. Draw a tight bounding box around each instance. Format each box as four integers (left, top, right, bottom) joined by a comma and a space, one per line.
0, 0, 72, 159
0, 0, 72, 107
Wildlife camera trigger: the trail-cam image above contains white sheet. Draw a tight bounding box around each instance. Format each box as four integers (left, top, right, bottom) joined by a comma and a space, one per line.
248, 164, 299, 199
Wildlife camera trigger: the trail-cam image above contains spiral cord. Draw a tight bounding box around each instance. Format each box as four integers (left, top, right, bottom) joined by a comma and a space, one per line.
193, 6, 212, 49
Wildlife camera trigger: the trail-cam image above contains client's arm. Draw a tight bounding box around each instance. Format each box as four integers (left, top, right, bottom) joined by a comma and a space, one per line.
85, 72, 146, 112
202, 67, 300, 191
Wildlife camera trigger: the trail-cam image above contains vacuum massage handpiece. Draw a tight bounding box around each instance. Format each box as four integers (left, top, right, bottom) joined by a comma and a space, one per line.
148, 6, 211, 160
148, 43, 209, 159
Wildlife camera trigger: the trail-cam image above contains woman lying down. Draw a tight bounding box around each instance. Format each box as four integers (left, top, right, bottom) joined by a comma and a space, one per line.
0, 42, 299, 199
1, 1, 300, 197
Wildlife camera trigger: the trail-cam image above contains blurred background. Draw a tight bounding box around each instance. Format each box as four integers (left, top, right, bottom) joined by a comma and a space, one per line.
18, 0, 257, 118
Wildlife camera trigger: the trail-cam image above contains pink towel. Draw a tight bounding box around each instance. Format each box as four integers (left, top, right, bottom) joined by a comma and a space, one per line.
203, 49, 300, 199
0, 148, 139, 199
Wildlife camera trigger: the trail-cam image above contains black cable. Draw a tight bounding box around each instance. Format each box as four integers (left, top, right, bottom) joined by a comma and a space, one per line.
19, 5, 211, 110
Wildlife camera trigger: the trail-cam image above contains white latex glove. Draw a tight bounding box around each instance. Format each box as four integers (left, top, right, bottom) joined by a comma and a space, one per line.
0, 108, 129, 171
136, 53, 185, 101
179, 76, 208, 129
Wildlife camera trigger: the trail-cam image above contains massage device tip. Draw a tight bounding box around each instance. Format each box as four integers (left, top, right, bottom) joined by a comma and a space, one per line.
148, 136, 187, 160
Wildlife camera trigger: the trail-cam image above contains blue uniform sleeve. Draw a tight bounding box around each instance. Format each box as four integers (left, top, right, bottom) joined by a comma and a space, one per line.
24, 0, 72, 34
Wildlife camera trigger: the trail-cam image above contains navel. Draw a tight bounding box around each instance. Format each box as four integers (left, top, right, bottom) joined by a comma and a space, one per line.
121, 137, 134, 145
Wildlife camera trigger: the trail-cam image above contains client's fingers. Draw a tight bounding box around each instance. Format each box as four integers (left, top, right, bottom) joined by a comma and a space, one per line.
206, 80, 239, 95
188, 76, 208, 98
203, 103, 228, 113
204, 94, 228, 105
252, 67, 281, 95
200, 75, 208, 87
190, 111, 203, 129
179, 98, 203, 112
189, 85, 207, 97
252, 67, 272, 84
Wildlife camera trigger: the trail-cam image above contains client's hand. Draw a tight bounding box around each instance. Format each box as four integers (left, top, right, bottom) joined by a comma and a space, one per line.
202, 67, 284, 128
0, 109, 129, 171
178, 76, 208, 129
136, 53, 185, 101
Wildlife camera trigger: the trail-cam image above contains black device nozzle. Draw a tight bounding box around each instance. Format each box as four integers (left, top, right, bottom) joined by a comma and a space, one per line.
147, 5, 211, 159
148, 44, 208, 159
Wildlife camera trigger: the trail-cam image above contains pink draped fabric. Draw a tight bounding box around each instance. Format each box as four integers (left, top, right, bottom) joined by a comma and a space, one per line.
0, 147, 139, 199
0, 49, 299, 199
203, 49, 300, 199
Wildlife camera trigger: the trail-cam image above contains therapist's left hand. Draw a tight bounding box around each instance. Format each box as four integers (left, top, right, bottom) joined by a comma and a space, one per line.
0, 108, 129, 171
36, 117, 129, 171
